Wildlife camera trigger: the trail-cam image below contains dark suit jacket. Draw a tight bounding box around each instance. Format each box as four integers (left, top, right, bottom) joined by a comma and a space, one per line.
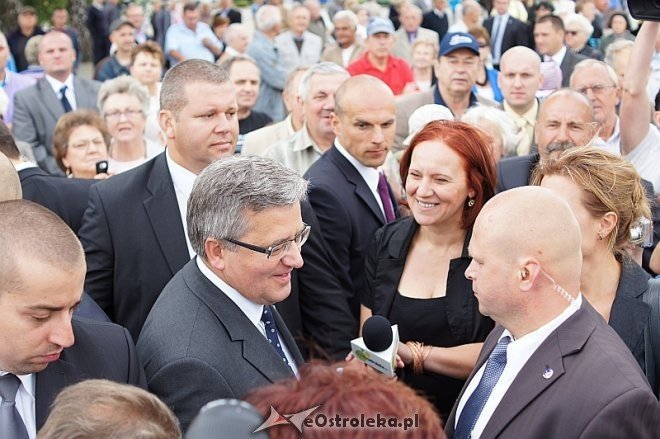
445, 300, 660, 438
484, 15, 531, 62
304, 146, 398, 319
35, 317, 146, 429
559, 48, 588, 87
78, 153, 190, 340
421, 11, 449, 42
495, 152, 540, 193
19, 167, 96, 234
137, 260, 303, 431
13, 76, 100, 175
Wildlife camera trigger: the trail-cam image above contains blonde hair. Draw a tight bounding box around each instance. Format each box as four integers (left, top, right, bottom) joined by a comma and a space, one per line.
532, 146, 651, 257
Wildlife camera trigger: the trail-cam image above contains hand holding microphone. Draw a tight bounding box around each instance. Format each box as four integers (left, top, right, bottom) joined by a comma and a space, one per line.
350, 315, 400, 377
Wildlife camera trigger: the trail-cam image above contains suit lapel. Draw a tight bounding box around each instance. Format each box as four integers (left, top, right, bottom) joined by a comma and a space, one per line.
72, 77, 93, 109
328, 147, 386, 225
38, 79, 65, 122
34, 358, 81, 429
143, 154, 190, 275
609, 258, 650, 355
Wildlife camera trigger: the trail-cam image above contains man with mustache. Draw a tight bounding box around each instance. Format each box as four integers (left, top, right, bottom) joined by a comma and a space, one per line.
496, 89, 596, 192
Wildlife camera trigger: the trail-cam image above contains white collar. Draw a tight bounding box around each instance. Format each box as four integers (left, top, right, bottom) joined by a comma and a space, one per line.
195, 256, 264, 328
13, 161, 38, 172
550, 45, 567, 66
334, 140, 380, 193
165, 148, 197, 194
44, 73, 74, 95
0, 371, 35, 400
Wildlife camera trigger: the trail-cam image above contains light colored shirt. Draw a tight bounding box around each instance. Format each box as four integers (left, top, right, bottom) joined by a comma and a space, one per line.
44, 73, 77, 110
334, 140, 385, 217
592, 116, 621, 156
165, 22, 221, 64
456, 294, 583, 438
165, 148, 197, 258
503, 99, 538, 156
341, 45, 357, 67
109, 139, 164, 174
0, 371, 36, 439
262, 124, 324, 175
243, 114, 297, 156
549, 45, 567, 69
625, 124, 660, 196
195, 257, 299, 377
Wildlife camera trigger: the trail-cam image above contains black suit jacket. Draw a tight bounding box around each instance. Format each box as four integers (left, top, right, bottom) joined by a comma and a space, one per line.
35, 317, 146, 429
445, 300, 660, 438
19, 167, 96, 234
559, 49, 588, 87
421, 11, 449, 42
304, 146, 398, 319
484, 15, 531, 61
78, 153, 190, 340
137, 260, 303, 431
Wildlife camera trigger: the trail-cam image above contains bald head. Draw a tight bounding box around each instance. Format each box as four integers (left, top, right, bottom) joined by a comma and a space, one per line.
467, 186, 582, 337
500, 46, 540, 71
335, 75, 395, 117
0, 200, 84, 292
499, 46, 543, 113
0, 152, 21, 201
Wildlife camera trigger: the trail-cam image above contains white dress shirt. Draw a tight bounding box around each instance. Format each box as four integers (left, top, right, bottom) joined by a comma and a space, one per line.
195, 257, 299, 377
44, 74, 77, 111
0, 371, 36, 439
455, 294, 583, 438
592, 116, 621, 156
334, 141, 387, 217
549, 45, 567, 69
165, 148, 197, 258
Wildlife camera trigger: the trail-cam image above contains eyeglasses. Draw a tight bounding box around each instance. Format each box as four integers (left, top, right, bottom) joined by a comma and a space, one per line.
225, 224, 311, 259
69, 138, 107, 151
575, 84, 617, 96
104, 108, 143, 120
565, 30, 580, 36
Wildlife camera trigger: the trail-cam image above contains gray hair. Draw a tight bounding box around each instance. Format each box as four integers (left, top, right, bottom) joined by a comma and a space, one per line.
25, 35, 43, 66
570, 58, 619, 87
333, 10, 359, 29
604, 39, 633, 68
160, 59, 230, 117
563, 13, 594, 37
224, 23, 250, 46
461, 106, 518, 157
298, 62, 349, 101
187, 155, 309, 258
255, 5, 282, 32
98, 75, 151, 116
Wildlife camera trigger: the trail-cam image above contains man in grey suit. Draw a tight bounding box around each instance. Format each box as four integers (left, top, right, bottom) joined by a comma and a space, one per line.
138, 155, 307, 431
446, 186, 659, 438
534, 14, 587, 87
13, 31, 100, 175
275, 5, 323, 76
393, 3, 439, 64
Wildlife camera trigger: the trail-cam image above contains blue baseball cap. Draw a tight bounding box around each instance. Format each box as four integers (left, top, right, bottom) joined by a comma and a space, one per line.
367, 17, 395, 36
439, 32, 480, 57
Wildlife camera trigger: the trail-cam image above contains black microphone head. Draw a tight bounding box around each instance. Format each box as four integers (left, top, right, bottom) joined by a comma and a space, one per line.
362, 315, 393, 352
185, 399, 268, 439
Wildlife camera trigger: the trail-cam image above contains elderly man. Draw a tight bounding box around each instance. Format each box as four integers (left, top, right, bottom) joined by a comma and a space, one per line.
421, 0, 449, 42
13, 31, 100, 175
304, 75, 399, 319
0, 200, 145, 437
395, 31, 495, 151
499, 46, 544, 156
0, 31, 36, 127
248, 5, 287, 121
275, 5, 323, 75
138, 156, 307, 431
448, 0, 482, 33
496, 89, 596, 191
393, 3, 440, 64
218, 23, 250, 62
347, 17, 414, 96
445, 187, 660, 438
165, 2, 222, 65
534, 14, 587, 87
125, 3, 150, 44
221, 55, 272, 143
243, 67, 307, 156
78, 60, 238, 340
264, 62, 349, 175
484, 0, 530, 68
322, 10, 364, 68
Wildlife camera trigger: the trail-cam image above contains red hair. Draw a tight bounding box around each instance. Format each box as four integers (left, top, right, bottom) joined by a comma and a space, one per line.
245, 361, 444, 438
399, 120, 497, 229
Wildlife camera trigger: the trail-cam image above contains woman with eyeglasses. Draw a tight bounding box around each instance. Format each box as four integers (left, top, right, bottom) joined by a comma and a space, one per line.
52, 110, 110, 179
534, 146, 656, 395
98, 76, 163, 174
361, 121, 496, 420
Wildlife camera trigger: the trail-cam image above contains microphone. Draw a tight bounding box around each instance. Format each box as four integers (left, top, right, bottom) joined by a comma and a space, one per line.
185, 399, 268, 439
350, 315, 399, 377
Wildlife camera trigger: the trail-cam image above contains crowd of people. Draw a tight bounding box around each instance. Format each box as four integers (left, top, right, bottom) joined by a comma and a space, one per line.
0, 0, 659, 437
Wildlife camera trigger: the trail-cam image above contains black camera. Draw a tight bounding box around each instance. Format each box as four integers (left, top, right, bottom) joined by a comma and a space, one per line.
628, 0, 660, 21
95, 160, 109, 175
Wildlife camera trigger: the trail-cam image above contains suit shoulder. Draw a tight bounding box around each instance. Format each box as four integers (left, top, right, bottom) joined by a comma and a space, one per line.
92, 155, 161, 197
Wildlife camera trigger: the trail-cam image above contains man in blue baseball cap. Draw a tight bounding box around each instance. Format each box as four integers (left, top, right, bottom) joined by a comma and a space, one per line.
393, 31, 499, 150
347, 17, 414, 95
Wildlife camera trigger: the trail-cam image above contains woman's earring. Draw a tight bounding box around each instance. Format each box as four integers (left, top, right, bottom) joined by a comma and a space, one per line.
467, 198, 476, 207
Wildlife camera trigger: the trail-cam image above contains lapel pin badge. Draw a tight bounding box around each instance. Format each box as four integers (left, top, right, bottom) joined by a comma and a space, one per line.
542, 366, 554, 380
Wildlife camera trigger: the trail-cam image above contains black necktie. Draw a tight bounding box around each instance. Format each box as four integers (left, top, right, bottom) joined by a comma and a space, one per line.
60, 85, 73, 113
0, 374, 29, 439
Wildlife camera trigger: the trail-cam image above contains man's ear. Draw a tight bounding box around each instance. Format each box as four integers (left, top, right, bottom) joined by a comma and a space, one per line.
159, 109, 176, 139
204, 238, 227, 272
519, 258, 541, 292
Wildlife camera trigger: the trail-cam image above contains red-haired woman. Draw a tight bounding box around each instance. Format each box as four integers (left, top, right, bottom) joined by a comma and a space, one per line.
360, 120, 496, 420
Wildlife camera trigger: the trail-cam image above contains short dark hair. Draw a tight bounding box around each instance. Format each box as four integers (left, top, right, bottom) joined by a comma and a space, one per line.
0, 121, 20, 160
607, 10, 630, 31
183, 2, 198, 13
130, 41, 165, 67
537, 14, 565, 32
535, 1, 554, 13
